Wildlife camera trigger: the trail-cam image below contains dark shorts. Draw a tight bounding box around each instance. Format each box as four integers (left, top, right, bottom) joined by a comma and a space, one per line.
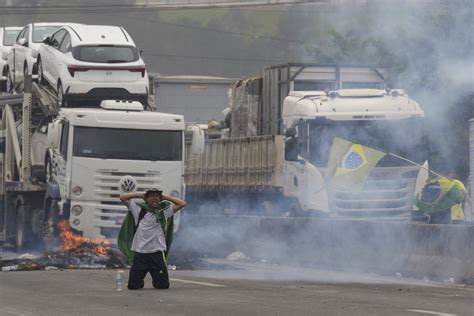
128, 251, 169, 290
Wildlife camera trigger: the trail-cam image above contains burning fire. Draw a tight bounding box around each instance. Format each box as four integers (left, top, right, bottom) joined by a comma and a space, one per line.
57, 220, 110, 256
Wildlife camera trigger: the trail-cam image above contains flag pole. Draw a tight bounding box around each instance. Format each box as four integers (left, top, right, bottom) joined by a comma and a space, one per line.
386, 152, 442, 177
335, 136, 442, 178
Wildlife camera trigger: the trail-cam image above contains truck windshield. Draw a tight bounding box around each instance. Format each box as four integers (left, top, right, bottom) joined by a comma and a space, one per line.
73, 127, 182, 161
33, 25, 61, 43
3, 29, 21, 46
300, 117, 426, 167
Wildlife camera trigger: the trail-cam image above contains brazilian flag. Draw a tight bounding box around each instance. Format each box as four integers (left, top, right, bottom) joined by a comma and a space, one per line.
414, 176, 464, 214
325, 137, 386, 191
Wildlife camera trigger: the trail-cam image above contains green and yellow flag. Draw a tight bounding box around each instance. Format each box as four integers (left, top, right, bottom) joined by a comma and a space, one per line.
325, 137, 386, 190
414, 176, 464, 214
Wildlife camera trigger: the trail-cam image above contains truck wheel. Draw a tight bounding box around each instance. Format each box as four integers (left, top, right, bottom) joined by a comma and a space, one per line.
261, 200, 275, 216
43, 198, 60, 240
288, 202, 307, 217
15, 202, 34, 251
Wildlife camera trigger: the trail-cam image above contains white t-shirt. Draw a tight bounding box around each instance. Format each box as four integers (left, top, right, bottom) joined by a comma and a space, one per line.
128, 199, 174, 253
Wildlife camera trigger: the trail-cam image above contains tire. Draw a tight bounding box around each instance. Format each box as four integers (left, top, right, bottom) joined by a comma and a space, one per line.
37, 57, 45, 85
21, 64, 28, 91
42, 198, 60, 241
15, 201, 35, 251
5, 69, 13, 93
45, 156, 53, 183
57, 81, 67, 107
261, 200, 275, 216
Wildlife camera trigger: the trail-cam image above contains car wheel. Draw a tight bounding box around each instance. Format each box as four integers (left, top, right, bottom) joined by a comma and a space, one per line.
45, 156, 54, 183
37, 57, 45, 85
5, 69, 13, 93
57, 81, 67, 107
22, 64, 28, 91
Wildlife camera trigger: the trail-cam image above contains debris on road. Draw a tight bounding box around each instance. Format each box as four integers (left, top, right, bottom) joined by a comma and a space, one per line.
226, 251, 247, 262
2, 265, 18, 272
0, 220, 127, 271
18, 253, 37, 260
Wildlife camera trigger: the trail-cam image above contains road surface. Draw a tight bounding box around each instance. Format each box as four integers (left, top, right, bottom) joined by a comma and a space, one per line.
1, 257, 472, 316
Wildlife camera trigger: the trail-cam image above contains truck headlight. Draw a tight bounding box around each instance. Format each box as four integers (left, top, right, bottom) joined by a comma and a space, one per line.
71, 205, 83, 216
72, 186, 83, 196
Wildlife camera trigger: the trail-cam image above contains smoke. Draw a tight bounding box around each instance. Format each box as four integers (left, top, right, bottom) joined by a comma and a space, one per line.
172, 204, 474, 283
294, 0, 473, 176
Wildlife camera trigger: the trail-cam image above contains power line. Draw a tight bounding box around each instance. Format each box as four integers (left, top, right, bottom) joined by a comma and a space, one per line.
143, 51, 288, 63
0, 1, 326, 14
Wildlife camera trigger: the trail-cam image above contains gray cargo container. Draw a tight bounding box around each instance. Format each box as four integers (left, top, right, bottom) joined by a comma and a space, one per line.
153, 75, 236, 123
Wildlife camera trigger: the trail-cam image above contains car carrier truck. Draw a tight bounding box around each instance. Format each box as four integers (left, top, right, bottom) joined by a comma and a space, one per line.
185, 64, 429, 218
0, 77, 185, 249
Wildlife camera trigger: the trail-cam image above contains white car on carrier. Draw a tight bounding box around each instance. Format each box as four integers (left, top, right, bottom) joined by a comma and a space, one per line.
0, 26, 22, 92
37, 24, 149, 106
5, 22, 77, 92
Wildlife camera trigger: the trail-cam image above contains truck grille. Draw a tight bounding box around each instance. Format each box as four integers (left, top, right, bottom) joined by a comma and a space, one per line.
93, 171, 162, 240
328, 166, 419, 216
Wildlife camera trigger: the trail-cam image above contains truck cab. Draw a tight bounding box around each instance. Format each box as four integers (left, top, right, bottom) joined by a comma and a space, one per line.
44, 100, 185, 242
282, 89, 429, 217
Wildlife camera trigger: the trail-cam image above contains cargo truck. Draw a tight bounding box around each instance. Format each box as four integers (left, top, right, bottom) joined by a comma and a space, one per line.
185, 64, 429, 218
0, 77, 185, 249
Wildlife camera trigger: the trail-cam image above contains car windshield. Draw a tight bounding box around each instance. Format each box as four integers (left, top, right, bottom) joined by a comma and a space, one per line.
73, 46, 139, 63
32, 25, 61, 43
73, 126, 182, 161
3, 29, 21, 46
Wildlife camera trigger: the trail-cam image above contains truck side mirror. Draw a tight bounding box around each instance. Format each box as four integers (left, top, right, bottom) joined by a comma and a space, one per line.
47, 122, 60, 149
18, 38, 28, 47
285, 127, 296, 138
43, 37, 51, 45
285, 137, 298, 161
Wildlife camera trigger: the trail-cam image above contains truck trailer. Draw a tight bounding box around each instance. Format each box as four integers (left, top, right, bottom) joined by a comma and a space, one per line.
185, 64, 429, 218
0, 77, 185, 249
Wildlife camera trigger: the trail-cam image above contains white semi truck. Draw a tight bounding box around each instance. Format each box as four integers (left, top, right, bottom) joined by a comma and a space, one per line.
0, 77, 185, 249
185, 64, 429, 218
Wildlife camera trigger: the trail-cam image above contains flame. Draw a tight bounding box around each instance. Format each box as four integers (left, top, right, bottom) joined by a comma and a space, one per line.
57, 220, 110, 256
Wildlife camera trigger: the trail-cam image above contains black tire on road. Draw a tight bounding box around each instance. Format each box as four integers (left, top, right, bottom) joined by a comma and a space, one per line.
43, 197, 61, 241
15, 201, 36, 251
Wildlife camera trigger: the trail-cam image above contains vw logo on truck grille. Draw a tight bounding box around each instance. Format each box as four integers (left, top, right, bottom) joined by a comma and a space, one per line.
119, 176, 137, 193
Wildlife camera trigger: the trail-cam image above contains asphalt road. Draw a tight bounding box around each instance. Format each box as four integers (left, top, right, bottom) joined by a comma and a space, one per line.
1, 259, 473, 316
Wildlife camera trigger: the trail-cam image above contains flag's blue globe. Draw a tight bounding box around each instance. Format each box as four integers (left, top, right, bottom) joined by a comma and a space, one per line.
340, 151, 364, 170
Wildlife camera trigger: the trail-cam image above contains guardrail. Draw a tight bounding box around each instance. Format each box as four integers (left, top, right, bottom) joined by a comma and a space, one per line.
175, 214, 474, 283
